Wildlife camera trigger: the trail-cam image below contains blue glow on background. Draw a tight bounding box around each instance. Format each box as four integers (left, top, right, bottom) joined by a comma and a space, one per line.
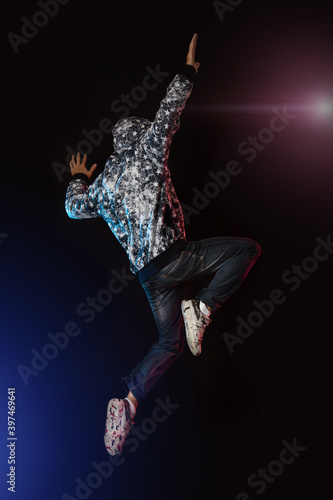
0, 213, 142, 499
2, 2, 332, 498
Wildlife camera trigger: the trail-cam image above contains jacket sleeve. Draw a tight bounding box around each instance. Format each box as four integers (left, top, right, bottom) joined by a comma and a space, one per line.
142, 66, 196, 158
65, 174, 102, 219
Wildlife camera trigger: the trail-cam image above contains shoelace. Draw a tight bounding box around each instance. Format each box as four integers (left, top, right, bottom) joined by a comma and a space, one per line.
195, 304, 212, 344
194, 302, 212, 327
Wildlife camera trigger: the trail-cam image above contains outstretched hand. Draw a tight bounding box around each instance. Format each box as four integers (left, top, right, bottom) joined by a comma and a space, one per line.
186, 33, 200, 73
70, 153, 97, 178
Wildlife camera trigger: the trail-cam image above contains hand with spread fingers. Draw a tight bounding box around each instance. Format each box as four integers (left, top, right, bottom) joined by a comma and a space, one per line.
70, 152, 97, 178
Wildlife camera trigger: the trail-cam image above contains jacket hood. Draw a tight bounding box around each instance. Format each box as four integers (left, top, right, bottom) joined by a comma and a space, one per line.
112, 117, 152, 153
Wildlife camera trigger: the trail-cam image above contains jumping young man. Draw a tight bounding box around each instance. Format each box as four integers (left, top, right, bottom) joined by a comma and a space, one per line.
65, 34, 261, 456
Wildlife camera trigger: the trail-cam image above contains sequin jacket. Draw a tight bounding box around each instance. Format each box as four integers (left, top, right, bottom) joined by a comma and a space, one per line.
65, 71, 194, 274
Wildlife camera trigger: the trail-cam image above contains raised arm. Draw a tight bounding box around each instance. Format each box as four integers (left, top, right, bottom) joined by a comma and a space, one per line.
142, 34, 200, 155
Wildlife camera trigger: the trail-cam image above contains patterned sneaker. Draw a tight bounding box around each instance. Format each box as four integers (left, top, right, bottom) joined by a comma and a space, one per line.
104, 398, 133, 456
181, 300, 212, 356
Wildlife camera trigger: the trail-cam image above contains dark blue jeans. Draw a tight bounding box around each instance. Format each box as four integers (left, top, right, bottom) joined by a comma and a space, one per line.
122, 237, 261, 402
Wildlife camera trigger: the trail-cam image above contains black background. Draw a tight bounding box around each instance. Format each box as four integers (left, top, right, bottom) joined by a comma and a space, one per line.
1, 2, 332, 499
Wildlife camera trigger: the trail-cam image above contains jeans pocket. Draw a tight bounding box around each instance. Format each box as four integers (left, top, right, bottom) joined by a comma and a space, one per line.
160, 254, 184, 279
161, 250, 204, 281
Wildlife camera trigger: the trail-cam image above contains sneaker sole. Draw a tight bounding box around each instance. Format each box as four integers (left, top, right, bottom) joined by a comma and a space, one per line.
181, 300, 201, 356
104, 398, 124, 456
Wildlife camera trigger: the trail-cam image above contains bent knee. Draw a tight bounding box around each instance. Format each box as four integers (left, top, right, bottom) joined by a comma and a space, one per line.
246, 238, 261, 259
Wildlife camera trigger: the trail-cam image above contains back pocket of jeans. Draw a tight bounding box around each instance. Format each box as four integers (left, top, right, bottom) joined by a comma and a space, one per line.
161, 251, 204, 281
